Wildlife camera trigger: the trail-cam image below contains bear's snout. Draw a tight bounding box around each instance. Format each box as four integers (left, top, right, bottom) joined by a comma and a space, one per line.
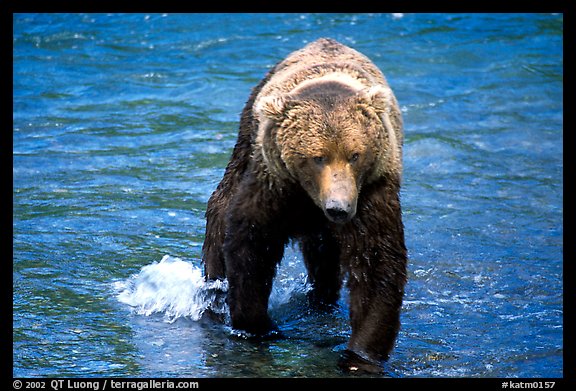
324, 197, 355, 223
318, 163, 358, 224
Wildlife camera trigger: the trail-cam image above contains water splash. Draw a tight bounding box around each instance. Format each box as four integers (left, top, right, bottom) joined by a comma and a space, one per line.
115, 255, 228, 323
115, 250, 311, 324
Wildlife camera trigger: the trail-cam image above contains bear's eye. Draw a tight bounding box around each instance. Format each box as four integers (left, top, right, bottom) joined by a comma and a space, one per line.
313, 156, 325, 165
350, 152, 360, 163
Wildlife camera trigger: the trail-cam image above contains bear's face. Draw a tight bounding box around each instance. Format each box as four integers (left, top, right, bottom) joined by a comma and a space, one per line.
278, 102, 374, 224
256, 86, 396, 224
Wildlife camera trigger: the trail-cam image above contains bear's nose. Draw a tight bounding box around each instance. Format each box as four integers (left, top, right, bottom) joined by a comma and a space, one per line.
324, 198, 354, 223
326, 207, 351, 223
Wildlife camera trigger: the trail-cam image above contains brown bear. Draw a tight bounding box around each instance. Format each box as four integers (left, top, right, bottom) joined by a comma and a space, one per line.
202, 38, 407, 373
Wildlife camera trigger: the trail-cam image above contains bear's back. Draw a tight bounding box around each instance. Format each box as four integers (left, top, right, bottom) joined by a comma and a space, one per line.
256, 38, 389, 101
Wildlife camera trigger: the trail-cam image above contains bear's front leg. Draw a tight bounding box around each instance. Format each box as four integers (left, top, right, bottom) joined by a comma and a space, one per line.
338, 182, 407, 373
341, 262, 405, 373
222, 182, 287, 337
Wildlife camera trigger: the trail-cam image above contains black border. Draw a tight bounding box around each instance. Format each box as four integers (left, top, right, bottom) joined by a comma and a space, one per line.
7, 2, 573, 386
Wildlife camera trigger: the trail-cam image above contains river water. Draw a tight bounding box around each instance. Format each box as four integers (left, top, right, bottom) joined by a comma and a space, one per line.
13, 13, 563, 378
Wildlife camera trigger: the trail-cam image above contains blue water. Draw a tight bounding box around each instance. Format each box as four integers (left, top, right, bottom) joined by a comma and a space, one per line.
13, 13, 563, 378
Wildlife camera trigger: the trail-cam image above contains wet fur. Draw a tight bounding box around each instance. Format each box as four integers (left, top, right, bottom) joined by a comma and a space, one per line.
202, 38, 407, 372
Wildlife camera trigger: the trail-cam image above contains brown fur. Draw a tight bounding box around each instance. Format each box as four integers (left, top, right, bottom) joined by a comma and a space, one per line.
202, 38, 407, 373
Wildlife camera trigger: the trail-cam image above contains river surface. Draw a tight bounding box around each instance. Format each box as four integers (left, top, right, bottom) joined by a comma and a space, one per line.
13, 13, 563, 378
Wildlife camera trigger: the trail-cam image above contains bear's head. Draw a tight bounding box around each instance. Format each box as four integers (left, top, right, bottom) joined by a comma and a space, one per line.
255, 82, 402, 224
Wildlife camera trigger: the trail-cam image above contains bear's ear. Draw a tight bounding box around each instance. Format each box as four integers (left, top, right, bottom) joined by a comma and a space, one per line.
357, 85, 393, 114
255, 95, 289, 122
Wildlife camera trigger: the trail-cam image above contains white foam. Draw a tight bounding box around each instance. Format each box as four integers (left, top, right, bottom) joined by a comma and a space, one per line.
115, 252, 310, 324
115, 255, 228, 323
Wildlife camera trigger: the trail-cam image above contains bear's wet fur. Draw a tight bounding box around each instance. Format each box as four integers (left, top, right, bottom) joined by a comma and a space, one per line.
202, 38, 407, 373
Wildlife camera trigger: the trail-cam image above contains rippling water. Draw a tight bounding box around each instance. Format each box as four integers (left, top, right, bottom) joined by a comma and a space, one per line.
13, 13, 563, 378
